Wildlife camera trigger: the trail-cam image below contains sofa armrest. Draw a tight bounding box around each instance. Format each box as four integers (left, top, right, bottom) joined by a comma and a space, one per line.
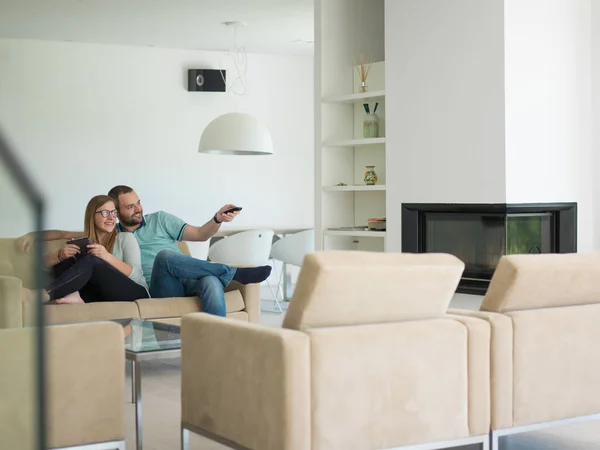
181, 313, 310, 450
0, 276, 24, 329
225, 281, 261, 323
46, 321, 125, 448
448, 308, 513, 430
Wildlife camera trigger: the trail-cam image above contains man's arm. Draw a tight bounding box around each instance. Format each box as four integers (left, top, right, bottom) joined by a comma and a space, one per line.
17, 230, 83, 253
181, 204, 241, 242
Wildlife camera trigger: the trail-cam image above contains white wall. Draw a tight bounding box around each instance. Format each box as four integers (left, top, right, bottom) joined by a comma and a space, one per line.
0, 138, 37, 237
0, 39, 314, 240
593, 1, 600, 251
504, 0, 594, 251
384, 0, 507, 252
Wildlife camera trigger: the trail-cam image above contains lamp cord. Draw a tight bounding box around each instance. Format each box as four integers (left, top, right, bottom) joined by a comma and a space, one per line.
220, 24, 248, 101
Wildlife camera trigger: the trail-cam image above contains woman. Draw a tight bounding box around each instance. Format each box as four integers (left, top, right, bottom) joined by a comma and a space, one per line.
41, 195, 149, 304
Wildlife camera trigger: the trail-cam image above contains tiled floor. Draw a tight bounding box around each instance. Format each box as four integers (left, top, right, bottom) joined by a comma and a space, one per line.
123, 291, 600, 449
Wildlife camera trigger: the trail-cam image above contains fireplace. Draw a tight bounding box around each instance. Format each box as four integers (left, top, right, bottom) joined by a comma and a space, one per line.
402, 203, 577, 294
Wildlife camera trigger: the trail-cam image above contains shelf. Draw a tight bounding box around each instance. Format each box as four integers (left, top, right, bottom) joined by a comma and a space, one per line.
322, 90, 385, 103
323, 185, 386, 192
323, 137, 386, 147
324, 228, 387, 238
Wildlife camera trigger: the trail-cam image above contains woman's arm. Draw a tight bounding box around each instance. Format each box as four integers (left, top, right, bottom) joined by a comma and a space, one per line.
117, 233, 144, 282
43, 243, 81, 268
87, 240, 133, 277
103, 253, 133, 277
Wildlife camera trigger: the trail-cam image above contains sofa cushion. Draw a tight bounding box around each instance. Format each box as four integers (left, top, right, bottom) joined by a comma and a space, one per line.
0, 238, 67, 288
0, 276, 23, 328
35, 302, 141, 327
481, 253, 600, 313
151, 310, 249, 327
136, 290, 245, 320
283, 251, 464, 330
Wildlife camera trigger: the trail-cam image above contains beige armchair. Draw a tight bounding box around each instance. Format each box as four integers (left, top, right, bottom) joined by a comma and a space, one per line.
0, 321, 125, 449
180, 251, 491, 450
450, 253, 600, 449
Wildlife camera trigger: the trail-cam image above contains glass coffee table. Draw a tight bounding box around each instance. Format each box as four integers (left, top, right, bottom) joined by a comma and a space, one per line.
114, 318, 181, 450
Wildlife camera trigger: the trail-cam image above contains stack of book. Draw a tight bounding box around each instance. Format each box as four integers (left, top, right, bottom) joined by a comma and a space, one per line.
367, 217, 386, 231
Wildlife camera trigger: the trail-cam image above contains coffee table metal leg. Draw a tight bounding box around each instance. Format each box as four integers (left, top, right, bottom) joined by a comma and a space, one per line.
133, 360, 143, 450
181, 426, 190, 450
131, 359, 135, 403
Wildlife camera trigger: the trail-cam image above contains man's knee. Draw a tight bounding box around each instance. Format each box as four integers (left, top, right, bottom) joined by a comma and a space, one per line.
154, 249, 178, 267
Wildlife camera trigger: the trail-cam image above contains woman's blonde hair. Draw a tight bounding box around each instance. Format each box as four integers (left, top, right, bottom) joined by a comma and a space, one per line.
84, 195, 118, 253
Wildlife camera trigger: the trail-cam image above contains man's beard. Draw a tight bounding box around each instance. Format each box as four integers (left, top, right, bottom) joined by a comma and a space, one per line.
119, 213, 142, 227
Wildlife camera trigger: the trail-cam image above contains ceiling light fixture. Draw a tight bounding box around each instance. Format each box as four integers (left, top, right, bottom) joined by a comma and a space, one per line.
198, 21, 273, 156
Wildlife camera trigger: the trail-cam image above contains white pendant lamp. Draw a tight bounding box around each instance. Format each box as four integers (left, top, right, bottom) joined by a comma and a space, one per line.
199, 112, 273, 155
198, 21, 273, 156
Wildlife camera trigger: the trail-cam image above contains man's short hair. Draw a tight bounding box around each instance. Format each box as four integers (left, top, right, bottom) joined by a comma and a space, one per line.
107, 185, 134, 207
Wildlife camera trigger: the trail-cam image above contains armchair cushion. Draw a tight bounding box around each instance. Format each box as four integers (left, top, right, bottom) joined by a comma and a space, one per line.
508, 304, 600, 427
46, 322, 125, 448
481, 253, 600, 313
306, 318, 486, 449
283, 252, 464, 330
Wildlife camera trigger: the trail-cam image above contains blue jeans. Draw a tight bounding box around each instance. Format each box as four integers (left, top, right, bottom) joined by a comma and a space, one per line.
149, 250, 236, 317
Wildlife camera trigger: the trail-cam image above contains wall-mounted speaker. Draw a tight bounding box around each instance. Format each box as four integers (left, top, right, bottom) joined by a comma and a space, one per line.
187, 69, 226, 92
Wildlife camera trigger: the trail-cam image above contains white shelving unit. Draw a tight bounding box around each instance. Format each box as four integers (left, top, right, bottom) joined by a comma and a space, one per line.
322, 90, 386, 104
315, 0, 386, 252
324, 229, 387, 238
323, 185, 386, 192
323, 137, 386, 147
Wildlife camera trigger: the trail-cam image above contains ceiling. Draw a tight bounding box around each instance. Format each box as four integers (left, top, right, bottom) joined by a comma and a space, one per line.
0, 0, 314, 55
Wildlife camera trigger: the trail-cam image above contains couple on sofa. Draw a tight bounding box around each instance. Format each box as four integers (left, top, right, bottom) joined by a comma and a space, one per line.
19, 185, 272, 316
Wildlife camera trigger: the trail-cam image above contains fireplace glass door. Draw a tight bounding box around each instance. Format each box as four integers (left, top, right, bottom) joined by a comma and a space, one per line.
423, 212, 554, 281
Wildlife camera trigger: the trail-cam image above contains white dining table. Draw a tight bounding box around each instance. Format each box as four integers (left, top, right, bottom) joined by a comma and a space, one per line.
214, 227, 311, 237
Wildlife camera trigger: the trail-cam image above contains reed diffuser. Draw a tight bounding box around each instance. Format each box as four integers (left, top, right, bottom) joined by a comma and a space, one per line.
354, 55, 373, 93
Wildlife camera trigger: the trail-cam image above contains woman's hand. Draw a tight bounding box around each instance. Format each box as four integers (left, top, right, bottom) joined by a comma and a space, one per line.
58, 244, 80, 260
87, 243, 110, 261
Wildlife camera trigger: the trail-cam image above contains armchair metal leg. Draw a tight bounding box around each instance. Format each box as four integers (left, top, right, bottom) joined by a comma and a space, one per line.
489, 431, 498, 450
481, 433, 490, 450
181, 426, 190, 450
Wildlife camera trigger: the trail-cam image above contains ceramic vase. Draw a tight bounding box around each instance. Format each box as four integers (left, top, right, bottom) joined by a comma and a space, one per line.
364, 165, 378, 185
363, 113, 379, 138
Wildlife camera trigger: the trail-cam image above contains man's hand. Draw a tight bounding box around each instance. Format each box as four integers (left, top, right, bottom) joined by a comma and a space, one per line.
215, 204, 241, 223
16, 233, 35, 253
58, 244, 80, 260
87, 244, 110, 261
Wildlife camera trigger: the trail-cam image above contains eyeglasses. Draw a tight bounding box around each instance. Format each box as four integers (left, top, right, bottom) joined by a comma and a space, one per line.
96, 210, 118, 218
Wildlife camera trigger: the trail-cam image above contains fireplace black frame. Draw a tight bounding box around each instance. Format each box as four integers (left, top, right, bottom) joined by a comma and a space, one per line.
402, 203, 577, 294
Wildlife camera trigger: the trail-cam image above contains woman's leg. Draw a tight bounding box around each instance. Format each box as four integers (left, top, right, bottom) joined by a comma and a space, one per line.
46, 255, 97, 300
46, 254, 148, 303
78, 258, 149, 303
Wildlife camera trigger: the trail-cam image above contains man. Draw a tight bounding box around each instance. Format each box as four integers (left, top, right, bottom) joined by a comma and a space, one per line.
18, 185, 271, 316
